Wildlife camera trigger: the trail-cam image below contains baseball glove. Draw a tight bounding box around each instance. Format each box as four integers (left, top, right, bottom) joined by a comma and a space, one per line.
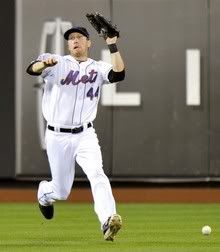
86, 12, 119, 39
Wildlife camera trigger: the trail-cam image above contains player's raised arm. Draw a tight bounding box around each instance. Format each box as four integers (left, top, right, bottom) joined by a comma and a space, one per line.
86, 12, 125, 83
26, 57, 58, 76
106, 36, 125, 71
106, 36, 125, 83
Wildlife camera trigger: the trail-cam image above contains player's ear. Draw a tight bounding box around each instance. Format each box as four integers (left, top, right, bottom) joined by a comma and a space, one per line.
87, 39, 91, 48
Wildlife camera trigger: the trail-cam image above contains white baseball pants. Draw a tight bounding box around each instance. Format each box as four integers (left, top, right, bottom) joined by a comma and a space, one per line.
37, 126, 116, 225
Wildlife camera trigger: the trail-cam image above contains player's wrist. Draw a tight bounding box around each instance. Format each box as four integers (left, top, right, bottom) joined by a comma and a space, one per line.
108, 43, 118, 54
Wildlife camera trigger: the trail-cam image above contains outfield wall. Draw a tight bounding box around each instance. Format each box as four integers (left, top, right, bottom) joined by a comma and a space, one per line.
1, 0, 220, 182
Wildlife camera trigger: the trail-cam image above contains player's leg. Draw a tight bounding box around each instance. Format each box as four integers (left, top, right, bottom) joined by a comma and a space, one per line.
37, 130, 76, 218
76, 127, 122, 240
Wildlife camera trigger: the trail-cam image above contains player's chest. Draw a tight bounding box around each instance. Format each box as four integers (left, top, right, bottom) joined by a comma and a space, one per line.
58, 63, 100, 87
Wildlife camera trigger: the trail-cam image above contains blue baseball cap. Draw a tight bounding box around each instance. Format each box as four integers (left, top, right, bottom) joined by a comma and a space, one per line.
64, 26, 90, 40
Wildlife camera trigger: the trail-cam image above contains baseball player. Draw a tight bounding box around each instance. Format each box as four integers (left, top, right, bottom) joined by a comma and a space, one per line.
26, 26, 125, 241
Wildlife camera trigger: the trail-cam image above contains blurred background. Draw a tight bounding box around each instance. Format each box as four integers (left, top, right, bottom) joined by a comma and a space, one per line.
1, 0, 220, 188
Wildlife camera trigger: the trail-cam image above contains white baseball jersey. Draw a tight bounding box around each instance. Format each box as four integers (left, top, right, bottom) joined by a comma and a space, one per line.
37, 53, 112, 127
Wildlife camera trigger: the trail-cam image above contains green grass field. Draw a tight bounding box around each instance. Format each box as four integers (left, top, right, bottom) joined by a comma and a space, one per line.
0, 202, 219, 251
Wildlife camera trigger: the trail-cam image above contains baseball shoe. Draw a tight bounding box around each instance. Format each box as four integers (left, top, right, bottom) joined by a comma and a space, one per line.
38, 203, 54, 220
103, 214, 122, 241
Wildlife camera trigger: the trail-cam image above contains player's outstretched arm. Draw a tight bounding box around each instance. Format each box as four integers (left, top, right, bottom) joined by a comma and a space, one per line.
26, 58, 57, 76
86, 12, 125, 81
106, 36, 125, 72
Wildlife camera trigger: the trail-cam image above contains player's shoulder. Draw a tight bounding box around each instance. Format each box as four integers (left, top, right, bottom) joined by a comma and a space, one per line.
63, 55, 74, 61
86, 59, 112, 74
96, 60, 112, 68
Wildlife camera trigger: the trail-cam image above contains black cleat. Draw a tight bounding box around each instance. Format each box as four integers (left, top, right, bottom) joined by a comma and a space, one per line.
39, 203, 54, 220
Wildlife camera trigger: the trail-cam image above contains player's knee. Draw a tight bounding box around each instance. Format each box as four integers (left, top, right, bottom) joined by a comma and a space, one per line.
88, 171, 108, 184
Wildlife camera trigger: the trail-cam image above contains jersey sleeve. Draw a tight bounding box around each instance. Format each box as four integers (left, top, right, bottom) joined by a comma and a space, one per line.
97, 60, 113, 84
35, 53, 59, 78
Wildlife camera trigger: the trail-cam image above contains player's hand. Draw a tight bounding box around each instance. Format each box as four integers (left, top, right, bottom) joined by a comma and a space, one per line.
43, 58, 58, 67
106, 36, 117, 45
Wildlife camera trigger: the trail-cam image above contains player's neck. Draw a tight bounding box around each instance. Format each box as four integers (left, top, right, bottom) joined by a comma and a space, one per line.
75, 56, 88, 62
70, 54, 88, 62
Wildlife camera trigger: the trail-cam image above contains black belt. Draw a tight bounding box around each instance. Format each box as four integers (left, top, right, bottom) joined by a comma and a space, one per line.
48, 122, 92, 134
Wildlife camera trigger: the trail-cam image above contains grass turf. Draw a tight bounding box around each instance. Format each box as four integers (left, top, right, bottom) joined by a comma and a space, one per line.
0, 203, 219, 251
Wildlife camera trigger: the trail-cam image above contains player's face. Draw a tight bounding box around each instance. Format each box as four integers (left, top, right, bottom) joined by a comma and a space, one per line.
68, 32, 91, 58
